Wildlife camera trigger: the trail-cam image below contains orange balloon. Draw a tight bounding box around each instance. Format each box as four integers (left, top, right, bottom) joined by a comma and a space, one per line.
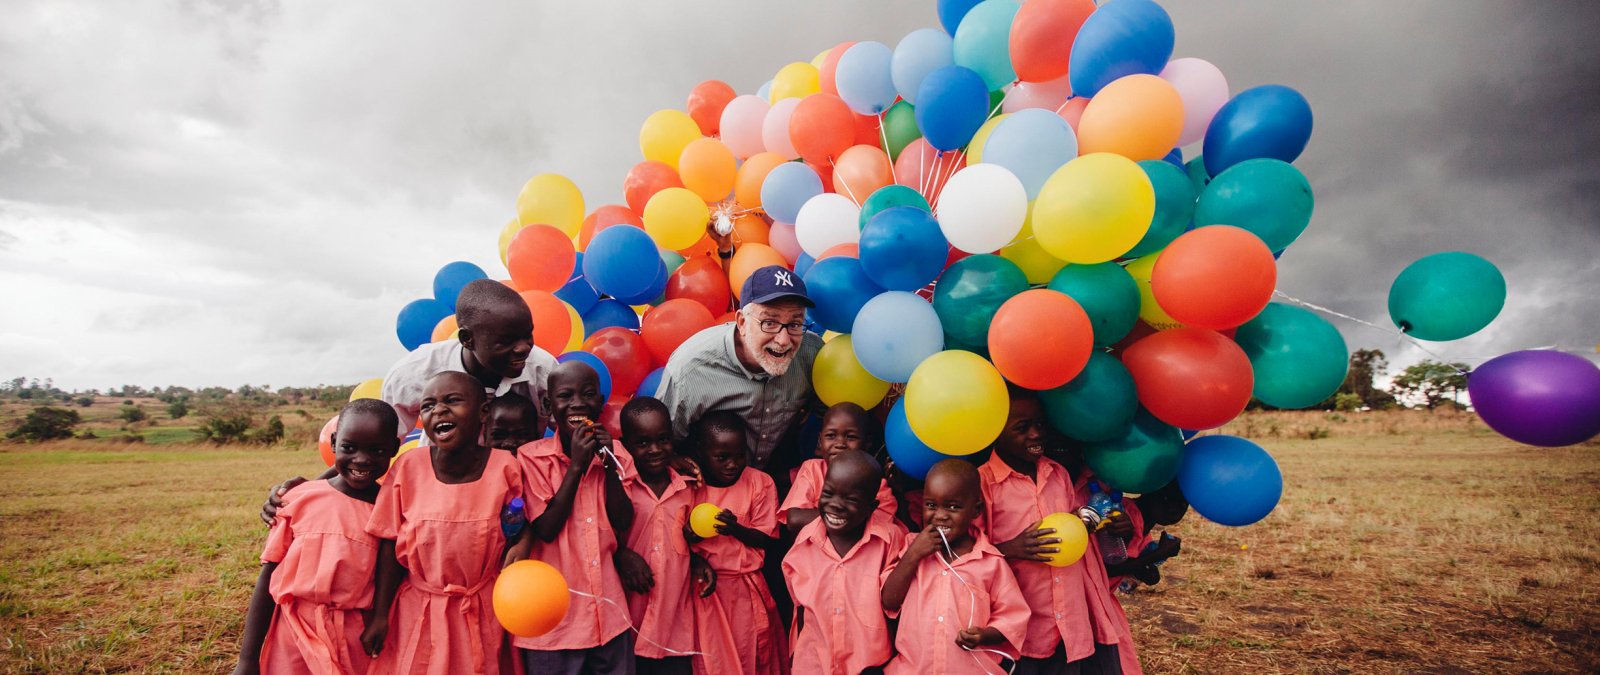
687, 80, 737, 136
624, 161, 684, 215
1009, 0, 1096, 83
507, 224, 576, 293
1076, 74, 1184, 161
578, 204, 644, 251
1150, 225, 1277, 330
500, 278, 523, 292
678, 138, 737, 202
831, 145, 893, 204
641, 299, 717, 363
1060, 97, 1090, 133
1122, 327, 1254, 430
817, 243, 859, 260
494, 560, 571, 638
734, 152, 788, 209
431, 314, 458, 343
666, 256, 734, 316
988, 289, 1094, 390
728, 243, 789, 301
818, 42, 856, 97
714, 310, 737, 324
789, 94, 856, 166
318, 415, 338, 467
676, 233, 720, 262
518, 290, 573, 356
731, 212, 770, 247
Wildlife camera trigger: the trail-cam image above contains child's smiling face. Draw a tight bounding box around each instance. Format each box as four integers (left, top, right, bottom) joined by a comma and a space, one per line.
621, 408, 674, 480
420, 372, 487, 452
332, 412, 398, 491
544, 362, 604, 446
817, 404, 868, 463
697, 427, 749, 487
817, 451, 879, 537
993, 396, 1046, 468
922, 460, 982, 544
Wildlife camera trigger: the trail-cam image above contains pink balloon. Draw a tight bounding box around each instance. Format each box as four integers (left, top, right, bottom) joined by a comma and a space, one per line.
1059, 97, 1089, 134
719, 95, 770, 159
762, 98, 802, 160
1003, 74, 1071, 114
894, 138, 963, 205
768, 221, 803, 264
1159, 58, 1229, 147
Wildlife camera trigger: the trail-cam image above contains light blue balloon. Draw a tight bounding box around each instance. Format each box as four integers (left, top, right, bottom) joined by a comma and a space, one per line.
1068, 0, 1175, 98
756, 79, 773, 102
836, 41, 898, 115
952, 0, 1020, 90
760, 162, 823, 224
852, 291, 944, 382
981, 108, 1078, 199
892, 29, 954, 105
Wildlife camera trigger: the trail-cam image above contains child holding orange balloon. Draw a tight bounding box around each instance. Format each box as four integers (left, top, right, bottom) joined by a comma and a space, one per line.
361, 372, 525, 675
685, 411, 786, 675
234, 399, 399, 675
777, 402, 901, 534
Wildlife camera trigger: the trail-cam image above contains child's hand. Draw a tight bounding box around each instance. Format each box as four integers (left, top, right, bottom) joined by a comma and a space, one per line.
669, 455, 702, 481
569, 423, 601, 470
1153, 533, 1182, 561
955, 626, 1002, 649
690, 553, 718, 598
1105, 511, 1135, 540
996, 521, 1061, 563
502, 536, 532, 569
713, 508, 742, 536
904, 523, 944, 562
360, 615, 388, 658
260, 477, 307, 526
615, 548, 655, 594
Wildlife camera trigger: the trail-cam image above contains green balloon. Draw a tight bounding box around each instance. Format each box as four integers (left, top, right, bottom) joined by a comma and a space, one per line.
1040, 351, 1138, 442
1082, 407, 1185, 493
1126, 160, 1197, 258
859, 185, 931, 229
933, 254, 1028, 347
1046, 263, 1140, 347
1387, 251, 1505, 341
883, 100, 921, 162
659, 249, 686, 276
1194, 158, 1314, 252
1234, 303, 1349, 409
1185, 155, 1211, 193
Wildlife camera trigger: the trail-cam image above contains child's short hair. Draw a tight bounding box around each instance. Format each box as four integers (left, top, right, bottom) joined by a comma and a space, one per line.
455, 279, 525, 331
1005, 382, 1039, 403
620, 397, 670, 436
487, 392, 538, 420
339, 398, 400, 438
691, 410, 748, 447
1138, 480, 1189, 526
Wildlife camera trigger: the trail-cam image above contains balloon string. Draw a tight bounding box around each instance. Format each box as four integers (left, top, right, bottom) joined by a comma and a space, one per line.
935, 529, 1016, 675
567, 588, 706, 657
1054, 95, 1076, 117
1271, 290, 1474, 376
879, 111, 898, 186
831, 156, 865, 208
986, 82, 1015, 122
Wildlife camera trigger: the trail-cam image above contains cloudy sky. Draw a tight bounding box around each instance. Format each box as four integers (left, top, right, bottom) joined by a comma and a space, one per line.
2, 1, 1595, 391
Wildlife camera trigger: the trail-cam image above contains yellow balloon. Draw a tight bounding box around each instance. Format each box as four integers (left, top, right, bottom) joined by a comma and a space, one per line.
1123, 253, 1184, 330
349, 377, 383, 402
639, 109, 702, 170
498, 217, 524, 267
809, 49, 829, 69
966, 113, 1009, 165
643, 187, 711, 251
1032, 153, 1154, 264
1001, 218, 1067, 284
1038, 512, 1089, 567
905, 351, 1009, 456
771, 62, 819, 102
690, 503, 722, 539
813, 335, 891, 409
516, 174, 585, 237
563, 303, 584, 354
822, 330, 841, 343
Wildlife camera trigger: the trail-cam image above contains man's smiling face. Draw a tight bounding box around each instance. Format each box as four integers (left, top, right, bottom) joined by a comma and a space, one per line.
735, 299, 807, 377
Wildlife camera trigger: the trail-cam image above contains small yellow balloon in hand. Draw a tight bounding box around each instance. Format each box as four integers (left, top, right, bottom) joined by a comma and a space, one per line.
1038, 512, 1089, 568
690, 503, 722, 539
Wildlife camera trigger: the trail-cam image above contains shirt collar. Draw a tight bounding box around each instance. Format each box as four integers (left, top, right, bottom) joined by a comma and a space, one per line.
797, 516, 898, 559
982, 452, 1063, 484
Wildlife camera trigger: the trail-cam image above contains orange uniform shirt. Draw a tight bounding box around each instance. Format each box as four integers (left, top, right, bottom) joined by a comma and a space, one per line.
624, 468, 701, 658
259, 479, 376, 675
881, 532, 1030, 675
781, 517, 903, 675
777, 458, 899, 527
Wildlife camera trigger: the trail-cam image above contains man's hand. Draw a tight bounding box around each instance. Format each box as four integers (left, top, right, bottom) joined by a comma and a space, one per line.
615, 548, 655, 594
995, 521, 1061, 563
260, 477, 307, 526
690, 552, 717, 598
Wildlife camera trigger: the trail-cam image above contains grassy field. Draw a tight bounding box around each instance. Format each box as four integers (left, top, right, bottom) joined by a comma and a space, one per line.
1, 409, 1596, 673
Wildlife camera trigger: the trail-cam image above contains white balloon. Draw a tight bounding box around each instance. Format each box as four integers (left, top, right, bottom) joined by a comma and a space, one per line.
935, 164, 1028, 253
794, 193, 862, 258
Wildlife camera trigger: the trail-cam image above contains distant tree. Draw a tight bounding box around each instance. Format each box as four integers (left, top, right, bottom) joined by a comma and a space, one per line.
8, 407, 82, 442
196, 401, 254, 444
167, 399, 189, 419
250, 415, 286, 445
1391, 360, 1470, 410
1333, 392, 1363, 411
76, 396, 94, 407
119, 405, 148, 423
122, 399, 134, 406
1318, 349, 1397, 410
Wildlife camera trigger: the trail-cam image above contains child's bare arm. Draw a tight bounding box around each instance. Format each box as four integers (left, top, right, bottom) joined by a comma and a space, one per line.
231, 563, 277, 675
784, 507, 819, 533
714, 509, 776, 550
361, 540, 405, 658
881, 524, 940, 612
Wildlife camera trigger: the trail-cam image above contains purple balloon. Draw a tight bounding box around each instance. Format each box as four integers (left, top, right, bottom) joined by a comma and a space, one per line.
1468, 350, 1600, 447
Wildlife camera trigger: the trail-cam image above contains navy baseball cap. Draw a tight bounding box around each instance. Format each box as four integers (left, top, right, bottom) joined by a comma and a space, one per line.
740, 265, 814, 308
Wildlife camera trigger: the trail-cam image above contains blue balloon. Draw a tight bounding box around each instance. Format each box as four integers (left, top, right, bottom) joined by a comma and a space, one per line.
804, 257, 886, 334
794, 252, 817, 279
555, 252, 600, 315
581, 299, 640, 337
756, 79, 773, 101
612, 258, 669, 305
636, 366, 665, 399
395, 298, 453, 351
851, 291, 944, 382
952, 0, 1020, 90
886, 398, 945, 480
1162, 147, 1184, 168
836, 41, 898, 115
1202, 85, 1314, 176
557, 350, 613, 400
937, 0, 984, 36
584, 226, 660, 300
1068, 0, 1175, 98
1180, 428, 1199, 441
432, 261, 488, 312
915, 65, 990, 151
892, 29, 955, 105
760, 162, 823, 224
1177, 435, 1282, 526
981, 108, 1078, 199
859, 206, 948, 291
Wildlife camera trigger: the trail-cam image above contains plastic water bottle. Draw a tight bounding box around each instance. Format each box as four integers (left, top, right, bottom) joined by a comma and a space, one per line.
1087, 481, 1128, 564
501, 496, 527, 540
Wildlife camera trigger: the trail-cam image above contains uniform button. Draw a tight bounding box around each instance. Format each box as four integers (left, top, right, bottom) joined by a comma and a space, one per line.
941, 571, 948, 576
937, 616, 945, 623
835, 607, 843, 615
1055, 612, 1063, 619
593, 560, 601, 567
1053, 577, 1060, 584
653, 545, 661, 552
585, 517, 594, 523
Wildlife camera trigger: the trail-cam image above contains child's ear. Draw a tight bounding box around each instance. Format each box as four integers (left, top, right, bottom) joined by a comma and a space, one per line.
457, 327, 475, 350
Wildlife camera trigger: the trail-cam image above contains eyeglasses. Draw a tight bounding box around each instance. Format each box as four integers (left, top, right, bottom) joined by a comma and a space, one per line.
756, 319, 806, 335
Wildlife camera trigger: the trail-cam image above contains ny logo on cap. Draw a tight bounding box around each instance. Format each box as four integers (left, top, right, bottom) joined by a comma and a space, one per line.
773, 270, 794, 287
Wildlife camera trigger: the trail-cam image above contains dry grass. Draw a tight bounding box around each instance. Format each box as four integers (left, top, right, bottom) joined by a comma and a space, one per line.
1, 411, 1597, 673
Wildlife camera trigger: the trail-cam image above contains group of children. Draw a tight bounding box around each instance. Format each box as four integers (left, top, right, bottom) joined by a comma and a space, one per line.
237, 363, 1187, 675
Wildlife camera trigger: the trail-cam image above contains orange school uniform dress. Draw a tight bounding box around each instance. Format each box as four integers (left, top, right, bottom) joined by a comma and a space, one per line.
365, 448, 523, 675
781, 518, 904, 675
258, 480, 376, 675
691, 467, 787, 675
881, 531, 1030, 675
624, 468, 701, 659
514, 437, 635, 653
777, 458, 900, 527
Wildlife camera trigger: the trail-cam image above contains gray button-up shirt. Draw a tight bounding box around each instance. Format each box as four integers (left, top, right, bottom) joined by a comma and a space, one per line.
656, 322, 823, 469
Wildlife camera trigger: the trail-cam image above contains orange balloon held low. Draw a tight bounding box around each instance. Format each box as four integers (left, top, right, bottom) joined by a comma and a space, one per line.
506, 224, 576, 293
1076, 74, 1185, 161
1151, 225, 1276, 330
730, 211, 770, 247
676, 233, 721, 263
431, 314, 458, 343
494, 560, 571, 638
735, 152, 788, 209
641, 299, 717, 363
623, 160, 684, 215
518, 290, 573, 356
988, 289, 1094, 390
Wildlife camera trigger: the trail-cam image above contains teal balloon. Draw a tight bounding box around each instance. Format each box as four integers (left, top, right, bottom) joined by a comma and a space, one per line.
859, 184, 931, 229
1040, 351, 1138, 442
1046, 263, 1139, 347
1194, 158, 1314, 252
1387, 252, 1505, 341
1082, 406, 1185, 493
1234, 303, 1349, 409
933, 254, 1028, 347
952, 0, 1020, 90
1185, 155, 1211, 193
883, 100, 921, 162
659, 249, 686, 276
1126, 160, 1196, 258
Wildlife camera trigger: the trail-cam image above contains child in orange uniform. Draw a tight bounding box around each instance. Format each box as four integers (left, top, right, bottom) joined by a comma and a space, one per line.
777, 403, 900, 533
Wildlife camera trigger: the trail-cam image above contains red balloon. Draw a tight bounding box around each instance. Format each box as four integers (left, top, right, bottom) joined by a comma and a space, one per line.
623, 161, 683, 215
318, 415, 338, 466
894, 138, 962, 205
597, 394, 627, 440
687, 80, 737, 136
665, 256, 733, 316
1122, 328, 1254, 430
818, 42, 855, 97
853, 111, 883, 148
507, 225, 576, 292
641, 299, 717, 364
583, 327, 654, 397
790, 94, 856, 166
518, 290, 574, 356
817, 243, 859, 260
988, 289, 1093, 390
1151, 225, 1277, 330
578, 204, 644, 251
1009, 0, 1096, 83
